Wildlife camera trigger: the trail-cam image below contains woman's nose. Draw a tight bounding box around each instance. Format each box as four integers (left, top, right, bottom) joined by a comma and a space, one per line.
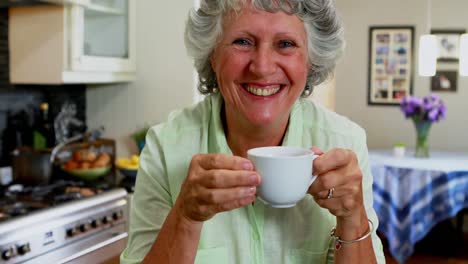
248, 45, 277, 77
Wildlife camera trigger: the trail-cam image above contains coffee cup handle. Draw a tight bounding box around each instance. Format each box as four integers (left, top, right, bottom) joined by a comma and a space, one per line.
308, 174, 317, 186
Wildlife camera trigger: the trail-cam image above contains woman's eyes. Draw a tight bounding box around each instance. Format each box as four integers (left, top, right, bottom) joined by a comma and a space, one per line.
278, 40, 296, 49
232, 38, 297, 50
233, 38, 252, 46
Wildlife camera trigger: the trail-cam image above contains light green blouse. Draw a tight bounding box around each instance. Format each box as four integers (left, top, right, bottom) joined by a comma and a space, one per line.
120, 94, 385, 264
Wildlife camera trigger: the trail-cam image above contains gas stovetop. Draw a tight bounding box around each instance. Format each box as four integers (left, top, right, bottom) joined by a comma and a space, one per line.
0, 180, 111, 223
0, 181, 128, 264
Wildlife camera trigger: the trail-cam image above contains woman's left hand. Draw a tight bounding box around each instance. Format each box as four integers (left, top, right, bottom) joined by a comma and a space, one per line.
307, 147, 365, 221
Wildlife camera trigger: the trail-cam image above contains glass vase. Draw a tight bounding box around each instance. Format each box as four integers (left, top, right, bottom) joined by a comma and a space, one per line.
412, 119, 432, 158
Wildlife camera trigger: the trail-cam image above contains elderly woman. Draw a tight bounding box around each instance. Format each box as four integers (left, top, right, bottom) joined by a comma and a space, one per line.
121, 0, 385, 263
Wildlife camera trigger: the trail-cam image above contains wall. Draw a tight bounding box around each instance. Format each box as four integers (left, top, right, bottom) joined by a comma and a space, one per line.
309, 78, 336, 111
86, 1, 195, 157
335, 0, 468, 152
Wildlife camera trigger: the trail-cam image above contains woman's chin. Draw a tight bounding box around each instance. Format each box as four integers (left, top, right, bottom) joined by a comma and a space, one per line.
245, 112, 282, 127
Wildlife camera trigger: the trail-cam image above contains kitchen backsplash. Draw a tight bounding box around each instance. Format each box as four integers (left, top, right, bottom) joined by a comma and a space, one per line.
0, 8, 87, 166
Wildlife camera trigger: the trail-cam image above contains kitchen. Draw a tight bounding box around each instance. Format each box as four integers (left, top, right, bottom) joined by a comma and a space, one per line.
0, 0, 137, 263
0, 0, 467, 263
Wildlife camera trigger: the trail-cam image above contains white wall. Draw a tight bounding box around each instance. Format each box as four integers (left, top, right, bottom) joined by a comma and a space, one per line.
86, 1, 195, 157
335, 0, 468, 152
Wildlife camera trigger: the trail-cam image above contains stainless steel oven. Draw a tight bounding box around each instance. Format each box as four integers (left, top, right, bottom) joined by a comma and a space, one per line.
0, 185, 128, 264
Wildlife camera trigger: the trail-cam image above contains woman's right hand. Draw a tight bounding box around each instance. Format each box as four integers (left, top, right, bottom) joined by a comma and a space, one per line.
176, 153, 260, 222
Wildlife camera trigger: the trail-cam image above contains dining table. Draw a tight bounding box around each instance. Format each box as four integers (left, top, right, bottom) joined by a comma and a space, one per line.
369, 149, 468, 263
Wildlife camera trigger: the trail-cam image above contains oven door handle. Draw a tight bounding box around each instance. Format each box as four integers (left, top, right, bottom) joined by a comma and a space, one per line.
58, 232, 128, 264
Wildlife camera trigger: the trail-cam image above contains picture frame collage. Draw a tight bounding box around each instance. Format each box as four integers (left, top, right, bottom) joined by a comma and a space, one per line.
430, 29, 466, 92
368, 26, 414, 105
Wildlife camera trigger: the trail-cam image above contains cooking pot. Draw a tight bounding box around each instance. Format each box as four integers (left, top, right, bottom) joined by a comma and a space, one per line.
12, 147, 54, 185
11, 127, 104, 185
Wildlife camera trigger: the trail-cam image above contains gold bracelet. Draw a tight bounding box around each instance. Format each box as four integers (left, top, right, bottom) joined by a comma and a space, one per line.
330, 219, 374, 251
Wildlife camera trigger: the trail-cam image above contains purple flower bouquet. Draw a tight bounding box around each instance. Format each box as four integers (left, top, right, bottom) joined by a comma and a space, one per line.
400, 94, 446, 157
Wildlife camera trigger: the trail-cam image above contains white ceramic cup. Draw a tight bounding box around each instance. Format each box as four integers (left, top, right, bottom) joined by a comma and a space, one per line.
247, 146, 317, 208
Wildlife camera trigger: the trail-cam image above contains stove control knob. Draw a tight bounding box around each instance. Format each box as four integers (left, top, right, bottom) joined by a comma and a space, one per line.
79, 223, 90, 233
102, 215, 112, 224
66, 228, 77, 237
112, 211, 122, 220
91, 219, 100, 228
1, 248, 13, 260
17, 243, 30, 255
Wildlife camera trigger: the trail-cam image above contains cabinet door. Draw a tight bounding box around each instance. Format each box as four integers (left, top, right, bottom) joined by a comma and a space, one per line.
70, 0, 136, 72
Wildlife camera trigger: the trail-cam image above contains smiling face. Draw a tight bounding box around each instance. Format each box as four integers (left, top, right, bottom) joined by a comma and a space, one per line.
211, 4, 309, 130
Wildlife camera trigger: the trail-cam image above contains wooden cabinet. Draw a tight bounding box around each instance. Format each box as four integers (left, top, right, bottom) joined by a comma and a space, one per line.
9, 0, 136, 84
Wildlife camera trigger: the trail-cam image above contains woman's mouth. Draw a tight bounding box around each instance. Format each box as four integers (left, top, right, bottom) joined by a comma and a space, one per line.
241, 84, 283, 97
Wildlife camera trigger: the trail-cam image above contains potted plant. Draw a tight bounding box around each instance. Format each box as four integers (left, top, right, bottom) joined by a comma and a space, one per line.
132, 126, 150, 153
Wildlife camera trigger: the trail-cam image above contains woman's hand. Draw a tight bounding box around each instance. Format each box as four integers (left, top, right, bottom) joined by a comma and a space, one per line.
176, 153, 260, 222
308, 147, 365, 222
307, 149, 376, 263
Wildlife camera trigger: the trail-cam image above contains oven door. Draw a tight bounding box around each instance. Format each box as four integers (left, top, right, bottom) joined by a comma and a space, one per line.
60, 233, 127, 264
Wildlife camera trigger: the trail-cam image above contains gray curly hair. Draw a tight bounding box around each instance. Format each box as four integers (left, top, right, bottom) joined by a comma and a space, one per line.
184, 0, 345, 97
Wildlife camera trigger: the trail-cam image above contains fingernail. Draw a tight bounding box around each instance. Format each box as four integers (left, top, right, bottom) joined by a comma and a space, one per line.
242, 187, 256, 195
243, 161, 253, 170
249, 174, 258, 184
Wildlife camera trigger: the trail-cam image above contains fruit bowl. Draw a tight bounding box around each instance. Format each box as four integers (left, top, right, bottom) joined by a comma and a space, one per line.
62, 165, 112, 181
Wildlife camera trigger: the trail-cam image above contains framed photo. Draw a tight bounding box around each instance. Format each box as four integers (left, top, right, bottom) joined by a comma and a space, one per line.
431, 70, 457, 92
431, 29, 466, 62
368, 26, 414, 105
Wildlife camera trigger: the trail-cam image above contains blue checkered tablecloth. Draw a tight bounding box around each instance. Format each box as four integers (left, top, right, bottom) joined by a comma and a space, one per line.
369, 150, 468, 263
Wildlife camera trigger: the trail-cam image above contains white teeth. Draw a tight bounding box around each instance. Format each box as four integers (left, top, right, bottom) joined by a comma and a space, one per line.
245, 85, 281, 96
